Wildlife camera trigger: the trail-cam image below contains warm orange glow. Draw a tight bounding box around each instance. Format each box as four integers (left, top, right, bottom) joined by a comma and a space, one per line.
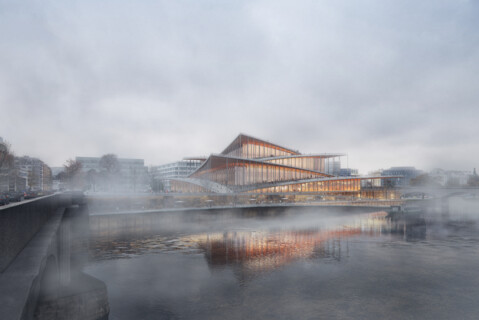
186, 213, 389, 272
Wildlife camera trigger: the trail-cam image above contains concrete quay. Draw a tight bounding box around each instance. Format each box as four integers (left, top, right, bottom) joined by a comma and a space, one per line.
0, 193, 109, 320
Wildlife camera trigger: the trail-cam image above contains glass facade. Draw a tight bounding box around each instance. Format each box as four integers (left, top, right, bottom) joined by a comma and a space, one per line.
170, 134, 397, 197
191, 156, 329, 188
250, 178, 361, 194
263, 155, 341, 174
265, 156, 325, 172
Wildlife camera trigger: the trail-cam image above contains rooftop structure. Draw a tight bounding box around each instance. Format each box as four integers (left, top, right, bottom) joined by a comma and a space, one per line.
76, 156, 149, 192
14, 156, 52, 191
340, 168, 359, 177
150, 158, 205, 191
428, 168, 473, 187
170, 134, 398, 199
382, 167, 423, 187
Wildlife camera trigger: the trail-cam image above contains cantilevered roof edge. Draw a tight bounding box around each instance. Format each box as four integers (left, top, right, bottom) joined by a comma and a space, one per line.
188, 154, 335, 178
220, 133, 301, 156
258, 154, 346, 161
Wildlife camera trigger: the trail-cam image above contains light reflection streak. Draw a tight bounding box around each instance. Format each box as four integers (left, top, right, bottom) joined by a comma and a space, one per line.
89, 211, 424, 275
187, 212, 390, 273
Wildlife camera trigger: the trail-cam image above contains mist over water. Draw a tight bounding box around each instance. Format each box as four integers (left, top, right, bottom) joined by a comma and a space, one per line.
2, 0, 479, 318
84, 199, 479, 320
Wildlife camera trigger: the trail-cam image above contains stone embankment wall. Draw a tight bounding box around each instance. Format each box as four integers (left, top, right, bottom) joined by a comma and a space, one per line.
0, 193, 109, 320
0, 194, 71, 272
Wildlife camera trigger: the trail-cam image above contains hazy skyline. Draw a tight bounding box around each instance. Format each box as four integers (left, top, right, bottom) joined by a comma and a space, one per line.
1, 0, 478, 173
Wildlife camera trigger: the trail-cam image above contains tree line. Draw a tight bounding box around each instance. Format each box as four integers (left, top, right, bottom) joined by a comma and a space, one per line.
58, 154, 123, 191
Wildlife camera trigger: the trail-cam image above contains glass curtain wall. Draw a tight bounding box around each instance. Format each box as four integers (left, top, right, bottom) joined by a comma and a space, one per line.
192, 161, 326, 187
264, 156, 337, 173
251, 178, 362, 193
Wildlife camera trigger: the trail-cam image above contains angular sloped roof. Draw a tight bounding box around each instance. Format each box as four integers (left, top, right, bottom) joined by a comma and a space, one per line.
190, 154, 333, 178
259, 154, 345, 161
221, 134, 300, 156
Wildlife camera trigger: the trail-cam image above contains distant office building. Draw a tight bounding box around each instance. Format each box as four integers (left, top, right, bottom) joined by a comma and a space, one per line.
14, 156, 52, 191
330, 159, 341, 176
0, 174, 9, 192
339, 168, 359, 177
365, 169, 384, 187
429, 168, 472, 187
76, 156, 149, 192
150, 158, 205, 191
382, 167, 422, 187
0, 138, 51, 192
429, 168, 448, 186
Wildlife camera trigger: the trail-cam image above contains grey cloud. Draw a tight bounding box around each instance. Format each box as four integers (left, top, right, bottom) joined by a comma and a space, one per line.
1, 0, 478, 172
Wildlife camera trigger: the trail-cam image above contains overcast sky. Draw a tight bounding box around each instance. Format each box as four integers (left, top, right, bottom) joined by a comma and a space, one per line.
1, 0, 478, 173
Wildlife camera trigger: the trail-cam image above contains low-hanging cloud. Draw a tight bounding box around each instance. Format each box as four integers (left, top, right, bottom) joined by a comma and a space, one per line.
1, 0, 478, 173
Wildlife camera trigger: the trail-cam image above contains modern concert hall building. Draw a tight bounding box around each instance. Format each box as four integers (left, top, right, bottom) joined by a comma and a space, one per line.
170, 134, 398, 199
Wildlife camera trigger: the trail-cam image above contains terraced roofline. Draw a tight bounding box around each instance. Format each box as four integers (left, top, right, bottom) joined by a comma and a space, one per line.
258, 154, 346, 161
189, 154, 334, 178
221, 133, 300, 156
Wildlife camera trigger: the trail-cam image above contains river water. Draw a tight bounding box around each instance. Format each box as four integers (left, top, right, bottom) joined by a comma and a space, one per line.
85, 203, 479, 320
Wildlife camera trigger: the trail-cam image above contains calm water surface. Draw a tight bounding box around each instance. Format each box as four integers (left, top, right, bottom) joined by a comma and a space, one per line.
85, 206, 479, 320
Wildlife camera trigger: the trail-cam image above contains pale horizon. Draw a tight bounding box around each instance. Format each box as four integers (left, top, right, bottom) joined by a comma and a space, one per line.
2, 0, 479, 175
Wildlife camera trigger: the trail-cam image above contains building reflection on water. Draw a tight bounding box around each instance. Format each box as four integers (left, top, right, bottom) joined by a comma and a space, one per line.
89, 211, 427, 277
194, 212, 396, 275
197, 230, 354, 272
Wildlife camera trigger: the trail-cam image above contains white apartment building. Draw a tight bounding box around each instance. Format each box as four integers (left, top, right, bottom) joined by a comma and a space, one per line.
150, 158, 205, 191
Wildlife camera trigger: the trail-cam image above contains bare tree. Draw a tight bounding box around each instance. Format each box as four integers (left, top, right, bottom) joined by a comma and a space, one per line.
64, 159, 83, 189
0, 142, 8, 168
0, 140, 16, 191
0, 140, 14, 169
100, 154, 120, 191
100, 154, 120, 174
64, 159, 82, 177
